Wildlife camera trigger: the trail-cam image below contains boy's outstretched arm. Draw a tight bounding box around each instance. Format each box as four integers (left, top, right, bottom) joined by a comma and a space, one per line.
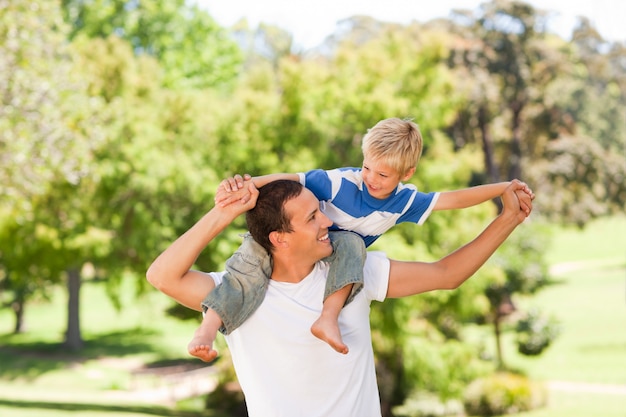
215, 173, 299, 207
387, 180, 531, 298
434, 180, 534, 215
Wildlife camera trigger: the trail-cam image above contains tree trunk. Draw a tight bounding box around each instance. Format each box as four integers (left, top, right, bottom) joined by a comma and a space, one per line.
478, 104, 503, 212
507, 102, 524, 181
494, 315, 505, 370
12, 297, 25, 334
64, 267, 83, 350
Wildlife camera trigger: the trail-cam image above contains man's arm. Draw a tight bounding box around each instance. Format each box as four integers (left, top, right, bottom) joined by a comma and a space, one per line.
434, 181, 534, 214
146, 182, 259, 311
386, 180, 531, 298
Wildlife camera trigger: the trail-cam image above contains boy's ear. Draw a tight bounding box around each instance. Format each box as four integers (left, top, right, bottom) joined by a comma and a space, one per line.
401, 167, 416, 181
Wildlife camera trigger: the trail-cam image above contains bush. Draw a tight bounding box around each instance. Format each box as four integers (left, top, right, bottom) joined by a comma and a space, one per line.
392, 391, 464, 417
463, 373, 547, 416
515, 309, 560, 356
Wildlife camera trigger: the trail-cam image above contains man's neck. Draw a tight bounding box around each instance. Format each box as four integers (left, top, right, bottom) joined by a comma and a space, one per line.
270, 257, 317, 283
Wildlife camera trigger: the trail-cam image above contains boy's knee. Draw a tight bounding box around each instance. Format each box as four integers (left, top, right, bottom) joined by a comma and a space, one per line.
331, 231, 365, 255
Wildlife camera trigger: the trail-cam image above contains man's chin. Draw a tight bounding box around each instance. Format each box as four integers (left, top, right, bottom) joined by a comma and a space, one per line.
320, 244, 333, 258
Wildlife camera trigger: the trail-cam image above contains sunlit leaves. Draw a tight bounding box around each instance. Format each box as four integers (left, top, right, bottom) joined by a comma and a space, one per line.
61, 0, 243, 89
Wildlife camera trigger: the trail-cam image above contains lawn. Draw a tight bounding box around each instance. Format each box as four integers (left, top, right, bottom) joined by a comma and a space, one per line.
472, 215, 626, 417
0, 274, 224, 417
1, 215, 624, 416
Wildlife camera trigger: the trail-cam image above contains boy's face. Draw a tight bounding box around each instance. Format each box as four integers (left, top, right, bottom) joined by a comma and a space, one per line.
361, 157, 415, 200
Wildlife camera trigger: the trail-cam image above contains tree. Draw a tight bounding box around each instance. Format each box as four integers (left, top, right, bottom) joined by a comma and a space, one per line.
485, 224, 552, 368
447, 1, 569, 186
61, 0, 243, 89
0, 0, 105, 347
67, 31, 216, 301
446, 1, 625, 225
528, 136, 626, 226
570, 17, 626, 153
523, 18, 626, 224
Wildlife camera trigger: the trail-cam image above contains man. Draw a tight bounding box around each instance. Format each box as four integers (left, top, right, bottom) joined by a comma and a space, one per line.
147, 178, 533, 417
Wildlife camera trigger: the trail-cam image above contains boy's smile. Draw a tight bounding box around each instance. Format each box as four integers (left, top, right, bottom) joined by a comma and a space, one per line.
361, 158, 413, 199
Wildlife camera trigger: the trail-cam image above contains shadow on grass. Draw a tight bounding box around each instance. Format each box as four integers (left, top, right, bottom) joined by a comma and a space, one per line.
0, 398, 216, 417
0, 327, 167, 381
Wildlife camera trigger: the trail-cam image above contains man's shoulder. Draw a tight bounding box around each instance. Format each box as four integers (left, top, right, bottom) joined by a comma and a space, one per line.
363, 251, 390, 302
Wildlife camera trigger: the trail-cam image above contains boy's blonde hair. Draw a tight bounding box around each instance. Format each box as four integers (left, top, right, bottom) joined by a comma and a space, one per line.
361, 118, 423, 175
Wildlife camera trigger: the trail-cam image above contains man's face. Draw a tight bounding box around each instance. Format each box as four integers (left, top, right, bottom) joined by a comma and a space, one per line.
282, 188, 333, 261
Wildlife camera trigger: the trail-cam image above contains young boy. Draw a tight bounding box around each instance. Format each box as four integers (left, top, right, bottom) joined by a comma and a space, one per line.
188, 117, 533, 361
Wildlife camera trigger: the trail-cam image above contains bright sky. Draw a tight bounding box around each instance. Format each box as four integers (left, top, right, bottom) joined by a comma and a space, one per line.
197, 0, 625, 49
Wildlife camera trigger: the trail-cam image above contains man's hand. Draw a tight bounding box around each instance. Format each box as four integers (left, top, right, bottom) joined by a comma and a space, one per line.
220, 173, 251, 192
503, 180, 533, 223
513, 180, 535, 216
215, 174, 253, 207
215, 179, 258, 212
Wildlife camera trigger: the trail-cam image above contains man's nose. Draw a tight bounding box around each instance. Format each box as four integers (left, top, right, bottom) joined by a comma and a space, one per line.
321, 212, 333, 227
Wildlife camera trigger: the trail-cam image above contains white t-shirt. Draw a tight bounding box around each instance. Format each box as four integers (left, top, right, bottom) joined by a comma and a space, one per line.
210, 251, 390, 417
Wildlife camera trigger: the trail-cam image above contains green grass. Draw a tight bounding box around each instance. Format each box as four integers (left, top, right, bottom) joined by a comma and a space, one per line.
543, 214, 626, 265
0, 275, 220, 417
1, 216, 625, 417
0, 400, 209, 417
514, 390, 626, 417
466, 215, 626, 416
509, 215, 626, 386
509, 264, 626, 384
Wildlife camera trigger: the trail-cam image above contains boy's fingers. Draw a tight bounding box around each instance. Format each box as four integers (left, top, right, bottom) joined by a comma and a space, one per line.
234, 174, 244, 189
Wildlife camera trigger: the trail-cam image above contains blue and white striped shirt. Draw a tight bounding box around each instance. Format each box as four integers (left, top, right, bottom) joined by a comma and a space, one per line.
298, 168, 439, 247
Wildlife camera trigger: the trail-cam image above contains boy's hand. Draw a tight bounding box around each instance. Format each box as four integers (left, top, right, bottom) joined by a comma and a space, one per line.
511, 180, 534, 217
214, 180, 259, 217
215, 174, 252, 207
504, 180, 533, 223
220, 174, 251, 192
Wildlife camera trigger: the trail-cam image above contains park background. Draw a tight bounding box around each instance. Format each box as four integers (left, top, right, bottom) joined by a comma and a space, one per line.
1, 0, 625, 416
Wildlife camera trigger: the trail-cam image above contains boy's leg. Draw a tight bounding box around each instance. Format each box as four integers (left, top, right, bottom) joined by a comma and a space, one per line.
188, 234, 272, 360
310, 231, 365, 354
188, 308, 222, 362
311, 285, 352, 354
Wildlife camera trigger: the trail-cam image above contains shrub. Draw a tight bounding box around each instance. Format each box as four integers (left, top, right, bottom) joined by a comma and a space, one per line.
463, 373, 547, 416
515, 309, 561, 356
392, 391, 464, 417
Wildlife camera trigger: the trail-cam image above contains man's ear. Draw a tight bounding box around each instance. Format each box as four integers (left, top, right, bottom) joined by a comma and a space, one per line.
401, 167, 416, 181
269, 231, 288, 248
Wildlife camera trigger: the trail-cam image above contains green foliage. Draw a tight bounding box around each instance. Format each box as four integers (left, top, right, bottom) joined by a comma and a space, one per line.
403, 337, 494, 400
515, 309, 560, 356
529, 135, 626, 226
0, 0, 108, 341
0, 0, 102, 205
1, 0, 624, 411
393, 391, 464, 417
491, 223, 551, 296
463, 372, 547, 416
571, 22, 626, 153
481, 222, 553, 368
61, 0, 243, 89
